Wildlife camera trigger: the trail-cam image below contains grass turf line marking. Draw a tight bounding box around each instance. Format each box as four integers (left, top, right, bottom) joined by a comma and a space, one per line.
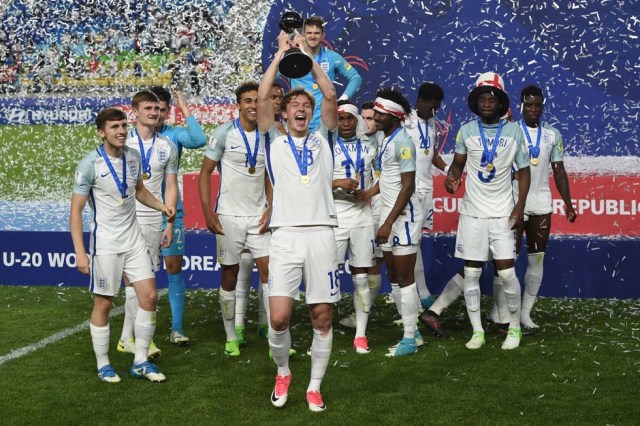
0, 289, 168, 367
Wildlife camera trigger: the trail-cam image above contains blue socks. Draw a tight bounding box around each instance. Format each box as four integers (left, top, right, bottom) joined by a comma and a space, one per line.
168, 272, 185, 333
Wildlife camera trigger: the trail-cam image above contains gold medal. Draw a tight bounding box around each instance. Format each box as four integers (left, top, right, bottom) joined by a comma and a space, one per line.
424, 148, 430, 156
486, 163, 494, 171
120, 198, 125, 205
531, 158, 539, 166
374, 170, 381, 178
248, 166, 256, 174
142, 172, 150, 180
355, 172, 361, 181
301, 176, 310, 184
312, 83, 318, 90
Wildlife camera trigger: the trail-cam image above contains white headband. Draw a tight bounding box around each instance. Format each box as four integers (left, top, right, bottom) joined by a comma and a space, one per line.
338, 104, 359, 117
373, 97, 406, 119
338, 104, 368, 139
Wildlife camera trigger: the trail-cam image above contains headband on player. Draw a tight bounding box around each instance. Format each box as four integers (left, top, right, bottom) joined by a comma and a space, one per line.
338, 104, 359, 117
373, 98, 406, 119
338, 104, 368, 139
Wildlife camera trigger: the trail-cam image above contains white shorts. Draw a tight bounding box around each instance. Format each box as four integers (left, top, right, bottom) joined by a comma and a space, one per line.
139, 222, 162, 272
334, 226, 375, 268
268, 226, 340, 304
454, 215, 517, 261
381, 216, 421, 256
90, 242, 155, 296
216, 215, 270, 265
416, 190, 434, 230
371, 195, 383, 258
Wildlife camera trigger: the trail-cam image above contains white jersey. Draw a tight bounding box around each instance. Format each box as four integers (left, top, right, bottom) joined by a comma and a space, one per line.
515, 121, 565, 215
126, 129, 178, 225
332, 133, 378, 228
73, 146, 146, 255
266, 123, 338, 228
406, 115, 436, 193
204, 119, 268, 217
455, 119, 530, 218
378, 127, 422, 225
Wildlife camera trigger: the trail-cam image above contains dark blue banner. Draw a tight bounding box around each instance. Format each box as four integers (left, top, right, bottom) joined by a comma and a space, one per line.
262, 1, 640, 157
0, 231, 637, 299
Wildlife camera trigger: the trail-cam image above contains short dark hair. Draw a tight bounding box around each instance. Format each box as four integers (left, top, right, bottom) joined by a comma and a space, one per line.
520, 85, 544, 103
150, 86, 171, 104
376, 87, 411, 116
361, 101, 375, 110
96, 108, 127, 130
337, 99, 357, 108
272, 82, 284, 90
417, 82, 444, 102
235, 81, 259, 103
132, 90, 160, 109
281, 88, 316, 112
303, 16, 325, 32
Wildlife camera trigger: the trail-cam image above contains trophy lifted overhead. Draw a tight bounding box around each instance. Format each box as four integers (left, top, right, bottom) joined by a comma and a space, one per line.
278, 11, 313, 79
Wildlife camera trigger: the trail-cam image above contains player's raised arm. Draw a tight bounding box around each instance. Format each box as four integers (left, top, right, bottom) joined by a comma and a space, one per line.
294, 32, 338, 130
258, 31, 290, 133
174, 90, 207, 148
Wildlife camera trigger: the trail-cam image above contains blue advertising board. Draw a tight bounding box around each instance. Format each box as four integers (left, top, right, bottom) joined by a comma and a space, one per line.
1, 231, 637, 299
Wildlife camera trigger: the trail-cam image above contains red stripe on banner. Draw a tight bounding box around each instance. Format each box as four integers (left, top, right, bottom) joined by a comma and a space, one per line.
431, 174, 640, 236
182, 172, 639, 236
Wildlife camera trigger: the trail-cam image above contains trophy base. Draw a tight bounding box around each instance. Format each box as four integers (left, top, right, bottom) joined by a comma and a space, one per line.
279, 48, 313, 79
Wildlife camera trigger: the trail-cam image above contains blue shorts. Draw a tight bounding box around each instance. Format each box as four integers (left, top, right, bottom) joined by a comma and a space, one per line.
162, 215, 185, 257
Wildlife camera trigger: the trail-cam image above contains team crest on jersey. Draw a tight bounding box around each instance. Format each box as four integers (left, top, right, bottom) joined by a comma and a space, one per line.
157, 147, 168, 163
320, 60, 329, 73
127, 161, 138, 177
217, 248, 226, 261
400, 147, 412, 160
307, 134, 322, 149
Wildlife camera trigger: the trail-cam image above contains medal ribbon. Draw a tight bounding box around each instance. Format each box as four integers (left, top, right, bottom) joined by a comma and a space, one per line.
98, 145, 127, 201
337, 136, 363, 183
286, 133, 310, 178
520, 119, 542, 160
477, 119, 504, 166
377, 127, 402, 172
134, 128, 156, 177
235, 118, 260, 169
417, 118, 433, 150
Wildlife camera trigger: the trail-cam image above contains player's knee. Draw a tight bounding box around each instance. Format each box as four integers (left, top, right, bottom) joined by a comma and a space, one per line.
136, 288, 158, 311
497, 266, 517, 283
269, 313, 290, 331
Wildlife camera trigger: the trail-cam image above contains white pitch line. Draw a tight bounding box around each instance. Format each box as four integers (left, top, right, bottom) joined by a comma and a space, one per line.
0, 289, 167, 367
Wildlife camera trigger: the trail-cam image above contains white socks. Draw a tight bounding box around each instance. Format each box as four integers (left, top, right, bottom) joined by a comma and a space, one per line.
219, 288, 237, 341
90, 322, 110, 369
522, 252, 545, 327
133, 308, 156, 364
308, 328, 333, 393
234, 253, 253, 328
491, 274, 510, 324
498, 267, 522, 329
463, 267, 483, 332
120, 286, 138, 342
268, 328, 291, 376
353, 273, 370, 338
414, 245, 431, 300
430, 272, 464, 315
400, 283, 419, 339
368, 273, 382, 306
